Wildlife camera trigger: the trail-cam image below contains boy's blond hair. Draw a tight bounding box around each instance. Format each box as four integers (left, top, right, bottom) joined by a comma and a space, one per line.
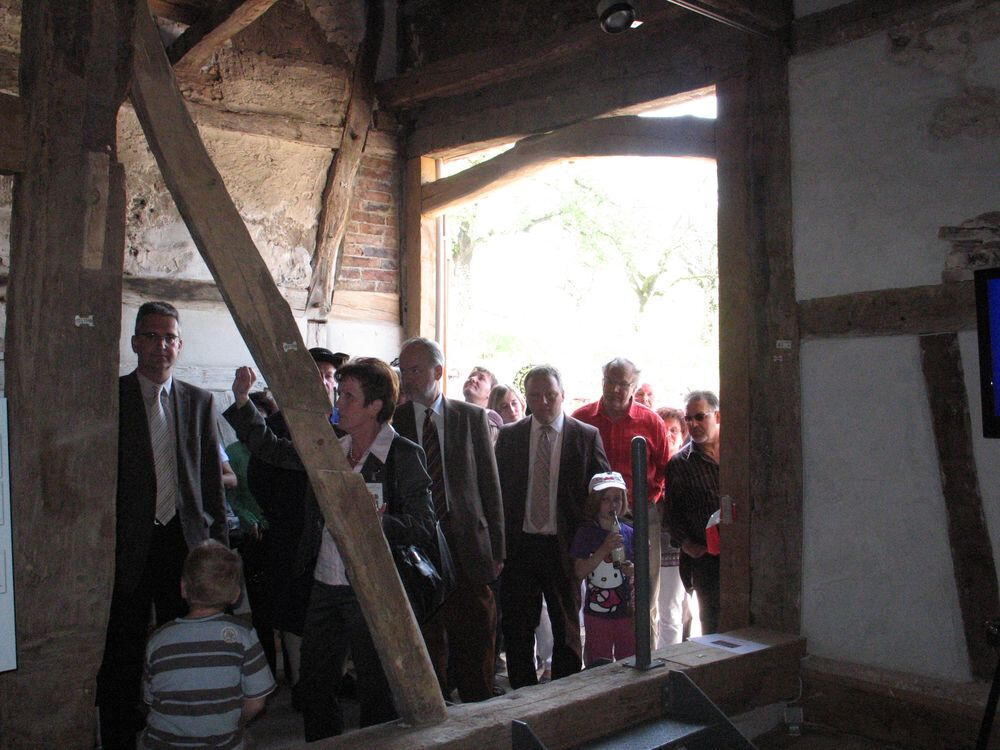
182, 540, 241, 609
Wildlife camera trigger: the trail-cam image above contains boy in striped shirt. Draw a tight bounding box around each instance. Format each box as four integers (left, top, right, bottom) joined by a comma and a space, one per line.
140, 540, 275, 749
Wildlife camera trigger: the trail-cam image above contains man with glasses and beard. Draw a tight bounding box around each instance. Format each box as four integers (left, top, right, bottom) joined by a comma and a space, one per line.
665, 390, 721, 636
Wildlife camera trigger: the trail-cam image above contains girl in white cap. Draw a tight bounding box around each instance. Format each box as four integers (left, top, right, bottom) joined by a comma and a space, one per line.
569, 471, 636, 666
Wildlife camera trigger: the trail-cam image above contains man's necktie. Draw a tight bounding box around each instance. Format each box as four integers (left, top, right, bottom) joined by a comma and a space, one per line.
150, 385, 177, 525
422, 407, 447, 520
530, 425, 553, 530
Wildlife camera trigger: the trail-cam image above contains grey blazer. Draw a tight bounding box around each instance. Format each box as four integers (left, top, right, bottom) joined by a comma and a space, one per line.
393, 398, 505, 585
114, 371, 227, 596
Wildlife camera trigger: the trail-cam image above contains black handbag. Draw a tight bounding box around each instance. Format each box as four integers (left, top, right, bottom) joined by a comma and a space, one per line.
392, 522, 456, 624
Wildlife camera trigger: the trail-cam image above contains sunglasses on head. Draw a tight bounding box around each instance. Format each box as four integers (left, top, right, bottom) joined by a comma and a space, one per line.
684, 411, 715, 422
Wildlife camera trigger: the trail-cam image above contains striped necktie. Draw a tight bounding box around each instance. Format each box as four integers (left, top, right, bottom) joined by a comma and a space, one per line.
150, 384, 177, 525
530, 425, 553, 530
422, 407, 447, 520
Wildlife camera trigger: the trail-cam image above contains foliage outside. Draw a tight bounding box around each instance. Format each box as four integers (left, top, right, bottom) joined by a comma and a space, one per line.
442, 152, 719, 413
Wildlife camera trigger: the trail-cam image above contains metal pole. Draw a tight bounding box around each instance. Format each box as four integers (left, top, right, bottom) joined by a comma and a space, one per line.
629, 436, 664, 671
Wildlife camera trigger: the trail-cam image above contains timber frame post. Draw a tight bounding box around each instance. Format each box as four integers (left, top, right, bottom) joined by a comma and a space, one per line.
402, 156, 439, 339
0, 1, 134, 746
129, 0, 446, 727
716, 32, 801, 633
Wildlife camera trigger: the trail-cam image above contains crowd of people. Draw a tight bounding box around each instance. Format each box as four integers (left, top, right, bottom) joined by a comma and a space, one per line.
98, 301, 722, 748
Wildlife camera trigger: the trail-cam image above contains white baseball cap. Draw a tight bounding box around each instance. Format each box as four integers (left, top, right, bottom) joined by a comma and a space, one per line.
589, 471, 627, 493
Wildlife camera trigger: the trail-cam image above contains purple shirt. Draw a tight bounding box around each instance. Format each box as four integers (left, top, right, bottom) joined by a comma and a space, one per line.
570, 522, 635, 619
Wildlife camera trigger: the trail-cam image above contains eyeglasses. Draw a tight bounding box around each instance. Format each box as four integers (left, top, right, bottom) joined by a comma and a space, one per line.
684, 411, 715, 422
134, 332, 180, 345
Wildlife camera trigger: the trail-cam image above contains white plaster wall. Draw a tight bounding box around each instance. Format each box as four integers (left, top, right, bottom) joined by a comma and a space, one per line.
801, 336, 971, 681
790, 27, 1000, 300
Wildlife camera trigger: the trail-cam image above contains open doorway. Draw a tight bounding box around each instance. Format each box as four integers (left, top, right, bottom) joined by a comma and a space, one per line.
438, 96, 719, 413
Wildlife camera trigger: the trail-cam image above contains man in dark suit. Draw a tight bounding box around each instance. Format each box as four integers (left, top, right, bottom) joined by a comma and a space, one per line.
495, 365, 610, 688
394, 337, 505, 702
97, 301, 227, 750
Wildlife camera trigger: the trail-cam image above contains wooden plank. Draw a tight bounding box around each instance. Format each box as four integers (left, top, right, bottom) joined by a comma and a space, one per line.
404, 13, 745, 159
0, 1, 132, 745
919, 333, 999, 679
376, 6, 682, 110
328, 290, 399, 324
167, 0, 280, 76
306, 0, 383, 314
802, 655, 1000, 750
149, 0, 205, 26
326, 628, 805, 749
793, 0, 957, 56
0, 93, 25, 173
128, 1, 446, 727
421, 116, 716, 217
798, 281, 976, 339
120, 275, 308, 314
402, 157, 437, 340
716, 35, 801, 634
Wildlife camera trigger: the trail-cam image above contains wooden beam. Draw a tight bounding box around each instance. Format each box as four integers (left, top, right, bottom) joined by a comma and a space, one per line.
306, 0, 383, 314
798, 281, 976, 339
919, 333, 999, 680
717, 34, 801, 634
0, 92, 25, 173
402, 157, 437, 340
421, 116, 716, 217
404, 13, 745, 159
129, 1, 446, 728
167, 0, 281, 76
0, 1, 132, 745
149, 0, 204, 26
377, 6, 682, 110
792, 0, 956, 56
327, 629, 805, 749
802, 655, 1000, 750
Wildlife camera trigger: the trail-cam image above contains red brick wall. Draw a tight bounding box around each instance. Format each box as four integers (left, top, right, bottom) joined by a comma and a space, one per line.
337, 151, 400, 294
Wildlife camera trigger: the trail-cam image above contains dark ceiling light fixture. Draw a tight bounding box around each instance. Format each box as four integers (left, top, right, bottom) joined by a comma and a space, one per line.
596, 0, 641, 34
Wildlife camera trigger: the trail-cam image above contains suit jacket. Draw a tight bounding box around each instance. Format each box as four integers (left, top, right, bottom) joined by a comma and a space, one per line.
115, 371, 227, 596
393, 398, 505, 585
224, 401, 436, 574
494, 415, 610, 576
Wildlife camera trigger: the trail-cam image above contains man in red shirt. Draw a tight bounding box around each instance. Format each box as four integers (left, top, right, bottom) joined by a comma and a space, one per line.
572, 358, 670, 647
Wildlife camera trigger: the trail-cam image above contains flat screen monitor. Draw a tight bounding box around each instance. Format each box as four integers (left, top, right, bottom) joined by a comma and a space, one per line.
975, 268, 1000, 438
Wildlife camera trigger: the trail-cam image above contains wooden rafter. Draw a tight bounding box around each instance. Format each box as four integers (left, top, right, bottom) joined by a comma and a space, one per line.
149, 0, 204, 26
167, 0, 281, 76
793, 0, 957, 56
665, 0, 788, 39
377, 6, 682, 110
306, 0, 383, 313
421, 115, 716, 218
129, 0, 446, 726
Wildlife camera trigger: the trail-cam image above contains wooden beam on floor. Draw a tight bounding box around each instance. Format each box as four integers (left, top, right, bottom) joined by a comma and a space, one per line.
802, 655, 1000, 750
377, 6, 682, 110
323, 629, 805, 749
306, 0, 382, 314
0, 92, 24, 173
792, 0, 957, 56
167, 0, 281, 76
798, 281, 976, 339
421, 115, 716, 217
402, 157, 437, 340
0, 1, 133, 745
716, 34, 801, 634
404, 13, 745, 160
129, 0, 446, 727
919, 333, 999, 679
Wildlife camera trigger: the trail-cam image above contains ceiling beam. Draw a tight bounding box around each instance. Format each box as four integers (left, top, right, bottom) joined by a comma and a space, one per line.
148, 0, 204, 26
422, 115, 716, 217
792, 0, 958, 56
167, 0, 281, 76
306, 0, 383, 313
376, 6, 682, 110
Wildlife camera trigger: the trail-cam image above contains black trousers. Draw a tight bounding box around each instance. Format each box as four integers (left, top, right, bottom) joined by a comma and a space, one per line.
682, 553, 720, 635
499, 533, 582, 689
96, 517, 188, 750
298, 582, 395, 741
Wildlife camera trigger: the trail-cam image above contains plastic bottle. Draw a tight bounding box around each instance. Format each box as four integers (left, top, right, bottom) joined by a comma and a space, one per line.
610, 512, 625, 568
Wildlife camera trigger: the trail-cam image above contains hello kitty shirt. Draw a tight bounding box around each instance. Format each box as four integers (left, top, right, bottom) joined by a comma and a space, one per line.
570, 522, 635, 620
